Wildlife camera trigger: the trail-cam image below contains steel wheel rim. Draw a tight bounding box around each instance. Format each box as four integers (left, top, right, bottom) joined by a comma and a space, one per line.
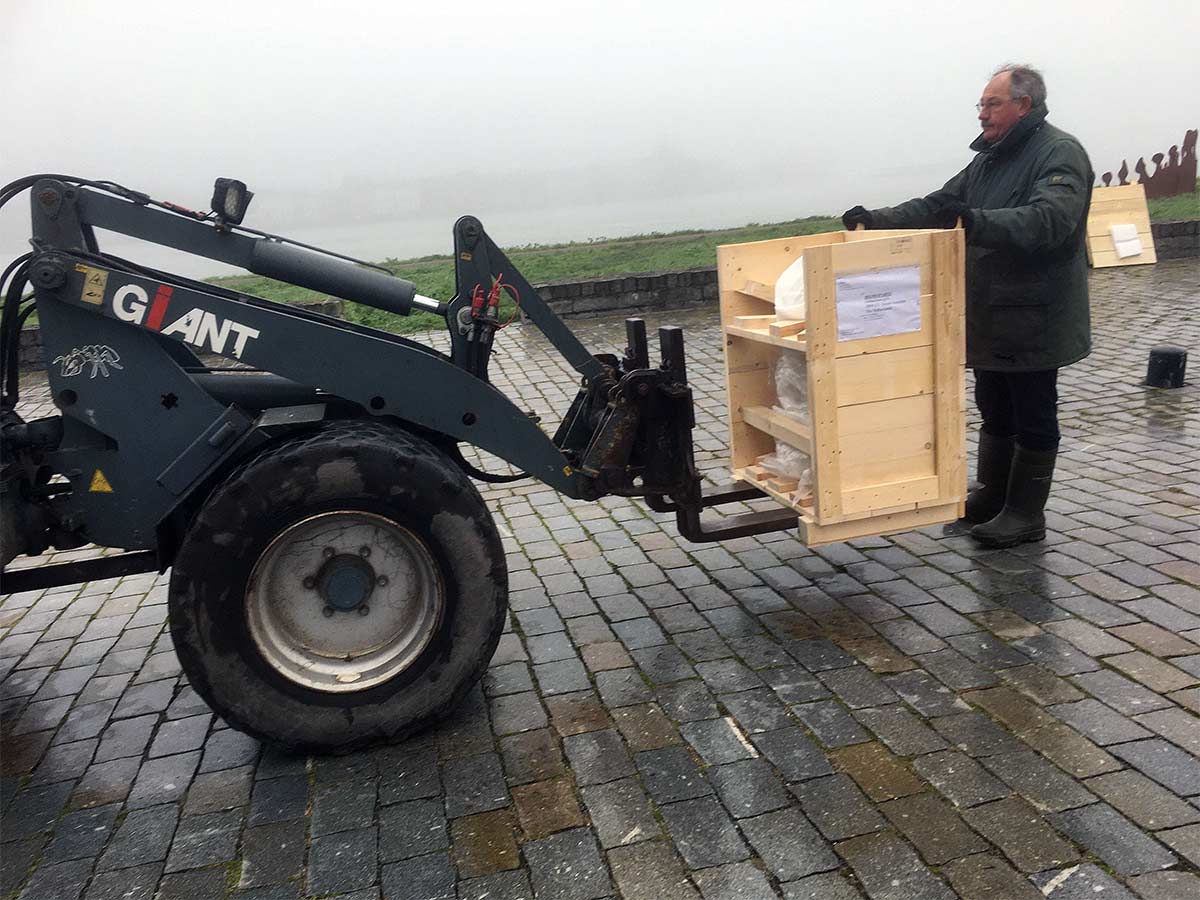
246, 510, 444, 693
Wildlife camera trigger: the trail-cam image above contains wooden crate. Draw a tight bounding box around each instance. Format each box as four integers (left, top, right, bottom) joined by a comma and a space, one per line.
1086, 183, 1157, 268
718, 229, 966, 546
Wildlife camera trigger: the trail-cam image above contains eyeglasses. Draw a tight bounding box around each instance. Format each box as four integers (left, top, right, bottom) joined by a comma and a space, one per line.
976, 99, 1011, 112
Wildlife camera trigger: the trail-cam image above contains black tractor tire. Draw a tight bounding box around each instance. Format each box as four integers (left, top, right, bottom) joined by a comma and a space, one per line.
168, 420, 507, 754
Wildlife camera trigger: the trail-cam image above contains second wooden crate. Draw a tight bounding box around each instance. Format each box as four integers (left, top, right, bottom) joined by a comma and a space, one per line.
718, 228, 966, 546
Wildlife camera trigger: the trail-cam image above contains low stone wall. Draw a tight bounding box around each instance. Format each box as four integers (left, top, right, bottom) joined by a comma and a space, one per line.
531, 267, 719, 318
1152, 220, 1200, 260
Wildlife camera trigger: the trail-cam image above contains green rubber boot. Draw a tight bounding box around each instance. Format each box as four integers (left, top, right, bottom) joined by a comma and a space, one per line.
970, 446, 1057, 548
961, 433, 1015, 525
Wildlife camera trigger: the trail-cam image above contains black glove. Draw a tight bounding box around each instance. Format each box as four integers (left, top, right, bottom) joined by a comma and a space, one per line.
841, 205, 874, 231
933, 201, 973, 235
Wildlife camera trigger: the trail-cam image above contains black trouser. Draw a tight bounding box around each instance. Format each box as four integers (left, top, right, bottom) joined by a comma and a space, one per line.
974, 369, 1060, 451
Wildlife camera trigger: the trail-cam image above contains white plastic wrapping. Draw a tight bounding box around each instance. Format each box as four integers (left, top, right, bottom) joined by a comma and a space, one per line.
774, 253, 807, 320
758, 348, 813, 496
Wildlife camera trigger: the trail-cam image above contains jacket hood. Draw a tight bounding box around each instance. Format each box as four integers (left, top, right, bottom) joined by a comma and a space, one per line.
970, 103, 1049, 155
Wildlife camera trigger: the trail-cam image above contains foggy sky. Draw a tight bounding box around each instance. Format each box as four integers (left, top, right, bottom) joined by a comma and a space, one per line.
2, 0, 1197, 268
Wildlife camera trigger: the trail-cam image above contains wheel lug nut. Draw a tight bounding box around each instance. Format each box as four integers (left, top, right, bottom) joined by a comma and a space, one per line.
303, 576, 316, 589
359, 546, 371, 558
322, 606, 335, 617
358, 605, 370, 616
376, 575, 388, 587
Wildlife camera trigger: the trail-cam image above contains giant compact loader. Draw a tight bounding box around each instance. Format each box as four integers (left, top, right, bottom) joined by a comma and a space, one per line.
0, 176, 797, 751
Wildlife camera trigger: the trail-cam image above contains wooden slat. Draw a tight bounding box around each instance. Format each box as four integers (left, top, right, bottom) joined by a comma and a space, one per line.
734, 314, 776, 328
837, 475, 942, 517
741, 405, 813, 456
835, 346, 933, 406
830, 232, 934, 293
837, 394, 937, 489
797, 500, 961, 546
737, 279, 775, 303
1089, 248, 1158, 267
769, 320, 807, 338
802, 244, 842, 522
724, 325, 808, 351
719, 244, 778, 473
931, 229, 967, 504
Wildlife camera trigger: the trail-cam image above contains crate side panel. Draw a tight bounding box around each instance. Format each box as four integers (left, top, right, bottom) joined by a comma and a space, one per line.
835, 346, 934, 406
802, 244, 843, 521
931, 230, 967, 506
837, 394, 937, 489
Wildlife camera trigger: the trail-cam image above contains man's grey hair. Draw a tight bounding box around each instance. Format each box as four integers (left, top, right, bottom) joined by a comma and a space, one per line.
993, 63, 1047, 107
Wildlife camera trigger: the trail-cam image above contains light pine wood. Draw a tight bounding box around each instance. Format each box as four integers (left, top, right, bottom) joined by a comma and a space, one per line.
835, 346, 933, 406
931, 230, 968, 505
802, 243, 843, 521
724, 326, 808, 351
719, 226, 966, 544
1086, 184, 1157, 267
769, 320, 807, 338
734, 314, 776, 328
798, 501, 961, 545
741, 405, 813, 456
737, 280, 775, 302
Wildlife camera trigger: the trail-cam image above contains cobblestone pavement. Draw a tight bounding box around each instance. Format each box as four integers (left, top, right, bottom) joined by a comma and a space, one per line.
2, 258, 1199, 900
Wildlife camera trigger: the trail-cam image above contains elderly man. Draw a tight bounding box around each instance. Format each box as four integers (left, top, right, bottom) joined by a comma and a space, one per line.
843, 64, 1093, 548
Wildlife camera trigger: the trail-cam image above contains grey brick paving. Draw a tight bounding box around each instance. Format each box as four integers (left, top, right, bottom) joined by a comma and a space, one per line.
3, 263, 1200, 898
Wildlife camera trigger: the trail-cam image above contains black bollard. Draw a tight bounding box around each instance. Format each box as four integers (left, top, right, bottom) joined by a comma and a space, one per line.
1146, 345, 1187, 388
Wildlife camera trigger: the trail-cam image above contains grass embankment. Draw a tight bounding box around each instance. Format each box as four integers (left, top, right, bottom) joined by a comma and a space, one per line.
212, 181, 1197, 336
1147, 180, 1199, 221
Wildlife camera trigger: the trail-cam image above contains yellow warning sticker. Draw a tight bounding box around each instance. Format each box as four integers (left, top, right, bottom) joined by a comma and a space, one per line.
89, 470, 114, 493
78, 266, 109, 306
562, 465, 573, 477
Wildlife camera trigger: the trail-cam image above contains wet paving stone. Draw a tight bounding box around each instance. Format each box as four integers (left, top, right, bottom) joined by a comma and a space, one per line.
907, 748, 1012, 811
523, 827, 613, 900
883, 791, 990, 864
607, 840, 698, 900
1029, 863, 1140, 900
834, 830, 955, 900
830, 742, 924, 802
307, 825, 378, 895
443, 752, 511, 817
1109, 738, 1200, 796
511, 777, 586, 839
636, 746, 712, 804
961, 795, 1079, 872
380, 851, 456, 900
499, 729, 567, 786
941, 853, 1042, 900
659, 796, 749, 869
378, 798, 448, 861
792, 700, 871, 748
709, 757, 791, 819
580, 776, 661, 849
1048, 801, 1178, 874
791, 773, 886, 841
451, 809, 520, 878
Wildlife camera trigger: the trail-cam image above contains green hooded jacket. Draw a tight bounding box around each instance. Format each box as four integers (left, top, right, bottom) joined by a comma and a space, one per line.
869, 105, 1094, 371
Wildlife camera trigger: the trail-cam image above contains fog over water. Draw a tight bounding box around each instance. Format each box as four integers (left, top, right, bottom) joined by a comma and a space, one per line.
2, 0, 1195, 277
